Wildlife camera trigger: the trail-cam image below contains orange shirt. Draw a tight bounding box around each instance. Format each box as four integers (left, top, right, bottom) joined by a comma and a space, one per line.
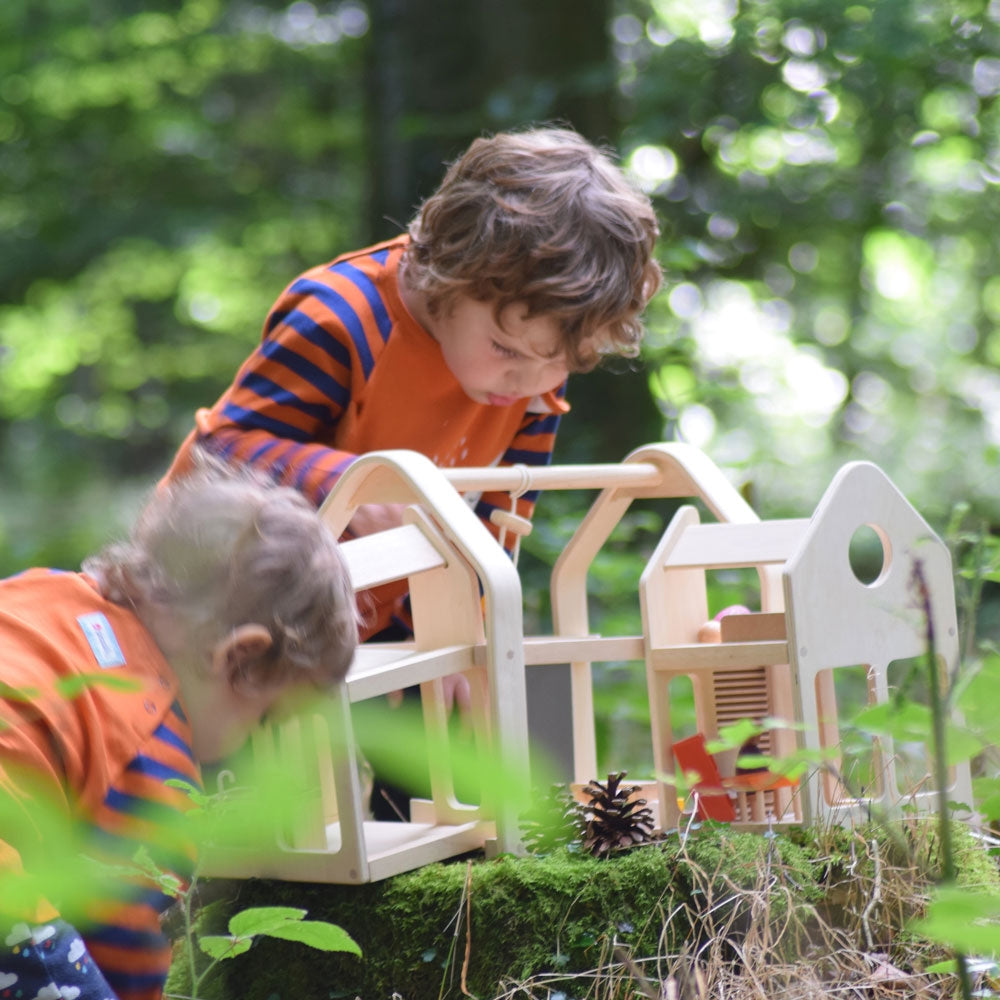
0, 569, 202, 1000
163, 238, 569, 636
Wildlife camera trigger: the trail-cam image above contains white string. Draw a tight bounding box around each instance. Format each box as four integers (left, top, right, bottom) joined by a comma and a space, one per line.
493, 464, 533, 565
509, 463, 532, 501
510, 464, 533, 564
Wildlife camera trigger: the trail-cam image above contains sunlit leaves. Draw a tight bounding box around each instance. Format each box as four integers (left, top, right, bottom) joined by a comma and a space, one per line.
200, 906, 362, 961
616, 0, 1000, 524
0, 0, 367, 540
648, 0, 737, 49
862, 229, 934, 312
626, 144, 679, 193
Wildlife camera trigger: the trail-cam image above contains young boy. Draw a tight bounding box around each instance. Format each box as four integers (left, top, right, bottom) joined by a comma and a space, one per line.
0, 457, 358, 1000
162, 126, 662, 641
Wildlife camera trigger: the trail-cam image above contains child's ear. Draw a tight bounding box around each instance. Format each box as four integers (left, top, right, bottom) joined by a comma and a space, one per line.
211, 624, 273, 685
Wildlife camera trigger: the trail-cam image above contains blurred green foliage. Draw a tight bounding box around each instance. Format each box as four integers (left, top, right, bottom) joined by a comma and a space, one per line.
617, 0, 1000, 525
2, 0, 998, 604
1, 0, 369, 567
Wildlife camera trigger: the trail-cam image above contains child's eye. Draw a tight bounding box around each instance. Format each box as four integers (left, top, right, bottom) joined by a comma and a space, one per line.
491, 340, 521, 360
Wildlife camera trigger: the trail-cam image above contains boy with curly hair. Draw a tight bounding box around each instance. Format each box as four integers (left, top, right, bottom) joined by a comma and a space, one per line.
163, 126, 662, 642
0, 456, 357, 1000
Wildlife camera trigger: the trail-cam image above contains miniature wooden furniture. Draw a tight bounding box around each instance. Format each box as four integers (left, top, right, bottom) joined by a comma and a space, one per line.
204, 449, 526, 883
202, 446, 969, 884
543, 443, 773, 787
641, 460, 971, 830
784, 460, 970, 824
671, 733, 736, 822
640, 506, 803, 830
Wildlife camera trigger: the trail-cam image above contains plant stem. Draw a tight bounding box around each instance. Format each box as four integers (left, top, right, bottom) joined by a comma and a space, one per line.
912, 560, 973, 1000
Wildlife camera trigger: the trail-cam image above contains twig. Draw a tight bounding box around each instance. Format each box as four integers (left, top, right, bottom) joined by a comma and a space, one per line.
859, 837, 880, 951
461, 859, 475, 998
378, 786, 409, 822
611, 945, 658, 999
912, 558, 974, 1000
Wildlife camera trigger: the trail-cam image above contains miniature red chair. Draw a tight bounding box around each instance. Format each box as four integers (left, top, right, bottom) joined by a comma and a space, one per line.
671, 733, 736, 822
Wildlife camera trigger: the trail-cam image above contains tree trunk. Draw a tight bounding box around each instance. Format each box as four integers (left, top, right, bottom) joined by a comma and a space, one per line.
364, 0, 616, 236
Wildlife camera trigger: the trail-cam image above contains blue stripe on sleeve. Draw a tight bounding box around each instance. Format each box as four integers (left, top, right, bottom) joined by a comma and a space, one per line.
517, 413, 562, 437
501, 447, 555, 466
220, 402, 312, 442
86, 922, 168, 950
125, 754, 196, 785
256, 340, 350, 409
104, 969, 172, 995
247, 438, 284, 468
288, 276, 376, 379
264, 307, 289, 336
103, 787, 180, 824
291, 448, 335, 492
238, 372, 335, 424
88, 827, 195, 884
328, 261, 393, 344
104, 969, 171, 996
272, 297, 353, 369
152, 720, 196, 762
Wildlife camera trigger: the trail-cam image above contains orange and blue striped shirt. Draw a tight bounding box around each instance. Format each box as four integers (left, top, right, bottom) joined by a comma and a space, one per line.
0, 569, 201, 1000
164, 237, 568, 636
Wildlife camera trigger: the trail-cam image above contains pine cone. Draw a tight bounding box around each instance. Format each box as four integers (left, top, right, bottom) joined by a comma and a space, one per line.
519, 784, 586, 854
581, 771, 656, 857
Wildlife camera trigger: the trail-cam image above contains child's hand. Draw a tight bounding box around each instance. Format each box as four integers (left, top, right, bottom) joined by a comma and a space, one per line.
347, 502, 407, 538
440, 671, 472, 724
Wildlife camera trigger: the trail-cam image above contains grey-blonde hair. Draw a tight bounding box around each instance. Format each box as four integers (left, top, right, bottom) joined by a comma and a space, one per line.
84, 452, 358, 689
405, 126, 662, 371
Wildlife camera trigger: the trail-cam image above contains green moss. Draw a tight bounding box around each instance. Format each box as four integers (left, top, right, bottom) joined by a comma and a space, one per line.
953, 822, 1000, 890
166, 818, 1000, 999
170, 826, 821, 1000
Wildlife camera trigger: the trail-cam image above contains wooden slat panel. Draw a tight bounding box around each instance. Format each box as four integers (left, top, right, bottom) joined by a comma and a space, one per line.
345, 645, 476, 701
661, 519, 809, 569
470, 635, 646, 667
340, 524, 447, 591
649, 641, 789, 671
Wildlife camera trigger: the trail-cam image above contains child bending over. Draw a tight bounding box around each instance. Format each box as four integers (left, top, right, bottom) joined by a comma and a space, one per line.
162, 125, 662, 641
0, 456, 357, 1000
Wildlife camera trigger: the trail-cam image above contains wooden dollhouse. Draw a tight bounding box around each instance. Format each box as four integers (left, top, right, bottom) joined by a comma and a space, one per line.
201, 444, 971, 884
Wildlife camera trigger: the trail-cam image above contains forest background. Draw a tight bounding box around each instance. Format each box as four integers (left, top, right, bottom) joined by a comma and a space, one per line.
3, 0, 1000, 768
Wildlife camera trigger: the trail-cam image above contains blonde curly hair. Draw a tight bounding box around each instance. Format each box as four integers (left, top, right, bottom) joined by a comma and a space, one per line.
84, 451, 357, 691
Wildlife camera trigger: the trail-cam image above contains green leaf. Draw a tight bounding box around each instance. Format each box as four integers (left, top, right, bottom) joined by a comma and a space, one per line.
946, 726, 984, 767
54, 673, 143, 698
853, 700, 932, 741
127, 846, 183, 897
263, 920, 362, 957
164, 778, 211, 810
228, 906, 308, 938
974, 789, 1000, 821
0, 681, 40, 702
706, 718, 762, 753
199, 935, 253, 960
924, 958, 960, 974
911, 886, 1000, 956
